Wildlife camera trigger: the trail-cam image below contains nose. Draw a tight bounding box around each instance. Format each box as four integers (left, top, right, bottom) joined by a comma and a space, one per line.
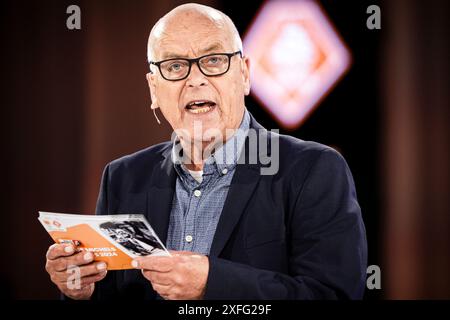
185, 62, 208, 88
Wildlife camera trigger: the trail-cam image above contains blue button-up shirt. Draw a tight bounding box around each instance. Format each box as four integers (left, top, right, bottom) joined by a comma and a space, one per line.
166, 109, 250, 255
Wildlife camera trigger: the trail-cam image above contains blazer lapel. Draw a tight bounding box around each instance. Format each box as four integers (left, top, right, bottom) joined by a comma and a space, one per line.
209, 162, 261, 257
145, 146, 176, 245
209, 114, 269, 257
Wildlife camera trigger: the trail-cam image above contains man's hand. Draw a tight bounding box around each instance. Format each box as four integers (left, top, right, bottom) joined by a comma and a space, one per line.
132, 251, 209, 300
45, 243, 108, 300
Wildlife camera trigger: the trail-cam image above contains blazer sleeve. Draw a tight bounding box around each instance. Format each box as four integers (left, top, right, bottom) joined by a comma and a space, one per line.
95, 164, 110, 216
204, 148, 368, 299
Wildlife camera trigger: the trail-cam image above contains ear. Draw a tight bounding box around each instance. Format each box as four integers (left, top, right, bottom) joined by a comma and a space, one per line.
146, 72, 159, 109
241, 56, 251, 96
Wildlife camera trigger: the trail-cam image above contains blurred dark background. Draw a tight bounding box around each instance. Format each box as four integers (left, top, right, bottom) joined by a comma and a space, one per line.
0, 0, 448, 299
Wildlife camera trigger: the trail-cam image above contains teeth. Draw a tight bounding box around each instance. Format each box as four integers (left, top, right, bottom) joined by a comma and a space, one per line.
193, 101, 207, 106
187, 100, 214, 107
185, 100, 215, 114
187, 105, 212, 114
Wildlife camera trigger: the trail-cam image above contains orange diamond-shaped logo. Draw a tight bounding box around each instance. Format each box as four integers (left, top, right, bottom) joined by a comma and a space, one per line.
244, 0, 351, 129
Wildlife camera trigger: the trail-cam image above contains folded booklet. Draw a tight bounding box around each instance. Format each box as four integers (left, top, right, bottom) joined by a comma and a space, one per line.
38, 211, 170, 270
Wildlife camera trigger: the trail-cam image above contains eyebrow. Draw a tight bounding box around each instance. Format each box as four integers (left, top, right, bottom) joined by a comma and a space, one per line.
199, 43, 225, 55
159, 42, 226, 60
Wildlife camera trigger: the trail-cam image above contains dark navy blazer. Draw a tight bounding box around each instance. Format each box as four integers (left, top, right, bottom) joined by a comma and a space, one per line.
93, 115, 367, 300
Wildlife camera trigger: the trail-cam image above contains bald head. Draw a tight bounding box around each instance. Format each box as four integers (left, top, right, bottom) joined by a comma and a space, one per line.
147, 3, 243, 62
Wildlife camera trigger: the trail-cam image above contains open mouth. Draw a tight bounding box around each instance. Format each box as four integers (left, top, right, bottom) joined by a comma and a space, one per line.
185, 100, 217, 114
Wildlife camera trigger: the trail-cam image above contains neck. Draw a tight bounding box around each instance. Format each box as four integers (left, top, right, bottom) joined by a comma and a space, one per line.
179, 139, 214, 171
179, 129, 238, 171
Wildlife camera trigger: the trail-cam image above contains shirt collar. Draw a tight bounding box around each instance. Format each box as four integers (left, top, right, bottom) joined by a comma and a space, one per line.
171, 108, 250, 177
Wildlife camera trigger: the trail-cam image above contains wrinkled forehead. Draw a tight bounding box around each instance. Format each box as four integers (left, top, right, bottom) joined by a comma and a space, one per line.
152, 14, 235, 60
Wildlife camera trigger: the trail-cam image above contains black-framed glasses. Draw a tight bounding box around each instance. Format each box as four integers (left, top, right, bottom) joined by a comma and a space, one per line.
149, 51, 242, 81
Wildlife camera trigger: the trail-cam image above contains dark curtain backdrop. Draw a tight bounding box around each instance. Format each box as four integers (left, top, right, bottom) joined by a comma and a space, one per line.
382, 0, 450, 299
0, 0, 215, 299
0, 0, 448, 299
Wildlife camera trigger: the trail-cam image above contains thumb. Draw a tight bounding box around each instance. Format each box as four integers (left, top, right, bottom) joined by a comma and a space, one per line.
169, 250, 192, 256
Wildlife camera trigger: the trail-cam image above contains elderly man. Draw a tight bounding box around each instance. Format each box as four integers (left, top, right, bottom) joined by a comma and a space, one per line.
45, 3, 367, 300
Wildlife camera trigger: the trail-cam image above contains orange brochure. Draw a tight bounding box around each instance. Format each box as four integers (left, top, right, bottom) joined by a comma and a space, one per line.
39, 211, 170, 270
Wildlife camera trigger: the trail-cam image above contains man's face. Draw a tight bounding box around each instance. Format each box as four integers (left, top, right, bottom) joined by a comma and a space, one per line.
146, 14, 250, 143
115, 228, 130, 240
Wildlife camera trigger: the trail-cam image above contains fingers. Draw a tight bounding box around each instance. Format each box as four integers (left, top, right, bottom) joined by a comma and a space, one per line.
133, 256, 174, 272
142, 269, 172, 286
169, 250, 192, 256
135, 251, 209, 300
51, 261, 107, 284
62, 283, 95, 300
151, 283, 172, 298
75, 270, 108, 288
45, 243, 109, 300
47, 250, 95, 273
46, 243, 75, 260
69, 261, 107, 279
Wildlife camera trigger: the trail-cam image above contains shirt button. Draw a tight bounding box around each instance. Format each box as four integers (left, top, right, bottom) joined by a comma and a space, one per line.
222, 168, 228, 175
185, 235, 193, 243
194, 189, 201, 197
